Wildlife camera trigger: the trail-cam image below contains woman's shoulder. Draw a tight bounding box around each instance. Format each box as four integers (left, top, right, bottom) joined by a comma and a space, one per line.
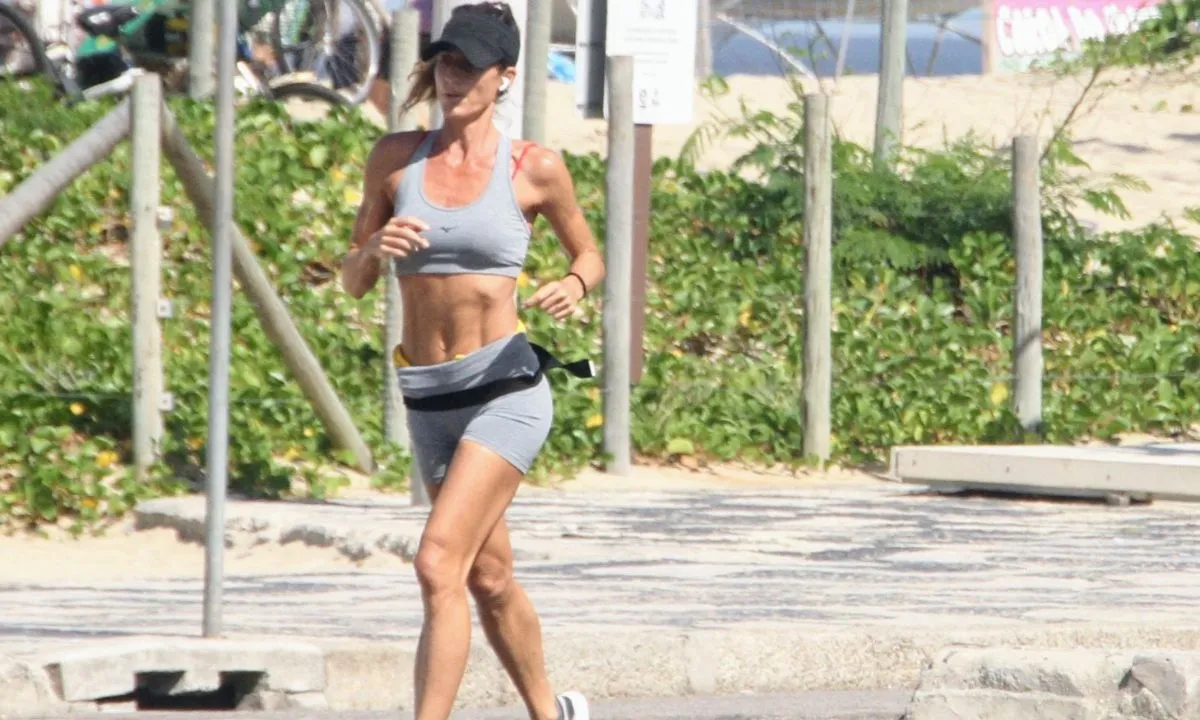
367, 130, 434, 177
509, 140, 569, 184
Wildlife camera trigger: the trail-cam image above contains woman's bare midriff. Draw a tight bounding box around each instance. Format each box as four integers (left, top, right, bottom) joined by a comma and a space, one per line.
397, 273, 521, 366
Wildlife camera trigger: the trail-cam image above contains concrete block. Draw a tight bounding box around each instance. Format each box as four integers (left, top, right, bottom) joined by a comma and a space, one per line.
40, 637, 323, 704
319, 640, 414, 711
287, 691, 330, 709
66, 701, 99, 714
907, 689, 1097, 720
238, 690, 289, 711
889, 443, 1200, 501
0, 656, 64, 718
923, 647, 1135, 697
1118, 653, 1200, 719
45, 641, 162, 702
907, 648, 1200, 720
685, 628, 930, 696
182, 643, 322, 693
540, 629, 689, 703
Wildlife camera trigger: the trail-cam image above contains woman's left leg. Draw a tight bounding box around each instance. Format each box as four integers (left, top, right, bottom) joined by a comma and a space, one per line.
468, 515, 559, 720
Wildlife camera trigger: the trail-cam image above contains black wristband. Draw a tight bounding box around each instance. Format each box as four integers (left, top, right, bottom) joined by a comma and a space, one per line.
566, 271, 588, 297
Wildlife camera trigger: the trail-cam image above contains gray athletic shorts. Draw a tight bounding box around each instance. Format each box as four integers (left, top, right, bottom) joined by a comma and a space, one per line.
395, 332, 554, 485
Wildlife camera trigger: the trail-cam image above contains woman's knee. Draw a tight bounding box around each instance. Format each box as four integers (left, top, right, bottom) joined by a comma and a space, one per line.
413, 535, 466, 599
467, 548, 514, 604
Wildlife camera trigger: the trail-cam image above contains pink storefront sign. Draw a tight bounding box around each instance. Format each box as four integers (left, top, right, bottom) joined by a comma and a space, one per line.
989, 0, 1164, 70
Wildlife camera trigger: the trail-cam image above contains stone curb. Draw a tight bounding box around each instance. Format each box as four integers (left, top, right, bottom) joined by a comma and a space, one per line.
6, 626, 1200, 718
133, 498, 563, 564
134, 498, 425, 564
906, 647, 1200, 719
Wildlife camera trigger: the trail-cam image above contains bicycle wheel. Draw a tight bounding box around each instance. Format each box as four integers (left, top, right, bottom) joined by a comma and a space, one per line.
269, 0, 380, 106
0, 2, 49, 81
268, 79, 353, 122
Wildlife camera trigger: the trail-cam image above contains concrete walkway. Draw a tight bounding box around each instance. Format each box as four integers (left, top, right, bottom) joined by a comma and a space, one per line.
3, 477, 1200, 714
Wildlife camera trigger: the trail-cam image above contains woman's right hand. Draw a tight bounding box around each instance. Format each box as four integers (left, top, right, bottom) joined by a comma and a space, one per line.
366, 216, 431, 261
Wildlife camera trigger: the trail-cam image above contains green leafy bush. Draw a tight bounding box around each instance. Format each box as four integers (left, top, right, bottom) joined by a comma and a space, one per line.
2, 76, 1198, 531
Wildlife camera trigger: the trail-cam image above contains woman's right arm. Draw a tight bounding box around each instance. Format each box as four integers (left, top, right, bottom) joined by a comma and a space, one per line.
342, 139, 398, 299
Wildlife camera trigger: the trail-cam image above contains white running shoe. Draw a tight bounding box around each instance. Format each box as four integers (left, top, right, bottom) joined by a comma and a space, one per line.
555, 691, 590, 720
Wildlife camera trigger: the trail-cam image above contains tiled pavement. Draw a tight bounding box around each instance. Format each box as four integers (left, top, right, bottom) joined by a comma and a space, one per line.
3, 479, 1199, 651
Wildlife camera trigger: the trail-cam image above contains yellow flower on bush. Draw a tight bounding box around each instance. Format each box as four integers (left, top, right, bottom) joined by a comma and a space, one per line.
989, 382, 1009, 406
95, 451, 118, 469
517, 271, 530, 289
68, 265, 83, 281
343, 187, 363, 206
585, 413, 603, 429
70, 402, 86, 416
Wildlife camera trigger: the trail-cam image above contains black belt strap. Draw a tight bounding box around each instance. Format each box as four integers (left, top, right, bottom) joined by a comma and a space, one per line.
402, 342, 593, 412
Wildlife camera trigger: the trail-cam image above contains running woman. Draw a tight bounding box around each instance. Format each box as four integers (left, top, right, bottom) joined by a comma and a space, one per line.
341, 3, 604, 719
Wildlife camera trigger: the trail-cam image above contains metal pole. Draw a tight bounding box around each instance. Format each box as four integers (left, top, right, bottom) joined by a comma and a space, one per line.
0, 100, 131, 248
1012, 135, 1043, 435
189, 0, 215, 98
802, 92, 832, 465
523, 0, 551, 143
695, 0, 713, 80
603, 55, 634, 476
203, 0, 238, 639
630, 124, 651, 383
429, 0, 453, 128
131, 73, 164, 484
386, 8, 430, 507
874, 0, 907, 167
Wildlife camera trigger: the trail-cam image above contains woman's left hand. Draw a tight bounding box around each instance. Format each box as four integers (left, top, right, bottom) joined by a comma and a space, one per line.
524, 276, 585, 321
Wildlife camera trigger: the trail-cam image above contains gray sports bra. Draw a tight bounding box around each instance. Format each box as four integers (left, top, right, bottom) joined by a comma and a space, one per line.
391, 130, 531, 278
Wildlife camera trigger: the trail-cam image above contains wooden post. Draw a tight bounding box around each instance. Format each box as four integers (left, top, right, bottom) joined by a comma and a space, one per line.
603, 55, 635, 476
0, 100, 131, 248
874, 0, 907, 167
189, 0, 215, 98
1012, 135, 1043, 434
386, 9, 429, 507
803, 93, 833, 465
131, 73, 164, 483
630, 124, 652, 383
130, 73, 164, 480
161, 109, 375, 475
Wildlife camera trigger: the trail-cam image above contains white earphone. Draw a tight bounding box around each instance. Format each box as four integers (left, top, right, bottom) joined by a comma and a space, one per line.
499, 77, 512, 92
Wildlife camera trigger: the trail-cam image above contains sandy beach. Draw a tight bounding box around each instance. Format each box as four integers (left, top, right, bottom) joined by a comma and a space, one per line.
528, 69, 1200, 236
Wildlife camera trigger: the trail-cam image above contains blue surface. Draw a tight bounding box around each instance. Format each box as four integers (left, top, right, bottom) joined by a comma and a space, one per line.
712, 11, 985, 77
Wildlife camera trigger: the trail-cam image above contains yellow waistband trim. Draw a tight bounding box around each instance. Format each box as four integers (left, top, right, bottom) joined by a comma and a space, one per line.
393, 320, 526, 368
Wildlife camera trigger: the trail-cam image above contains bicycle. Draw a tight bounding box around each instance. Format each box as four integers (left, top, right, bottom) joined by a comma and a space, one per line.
0, 0, 48, 80
0, 0, 370, 118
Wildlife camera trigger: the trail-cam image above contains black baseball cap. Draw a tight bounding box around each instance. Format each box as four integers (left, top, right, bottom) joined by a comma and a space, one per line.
421, 7, 521, 69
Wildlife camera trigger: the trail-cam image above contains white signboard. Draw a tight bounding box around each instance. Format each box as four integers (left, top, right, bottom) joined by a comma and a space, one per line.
605, 0, 698, 125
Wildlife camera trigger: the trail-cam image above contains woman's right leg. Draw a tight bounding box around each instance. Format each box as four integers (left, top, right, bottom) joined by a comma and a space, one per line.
411, 439, 527, 720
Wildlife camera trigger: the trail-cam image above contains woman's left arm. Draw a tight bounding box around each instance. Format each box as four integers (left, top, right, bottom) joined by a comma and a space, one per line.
522, 146, 606, 321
